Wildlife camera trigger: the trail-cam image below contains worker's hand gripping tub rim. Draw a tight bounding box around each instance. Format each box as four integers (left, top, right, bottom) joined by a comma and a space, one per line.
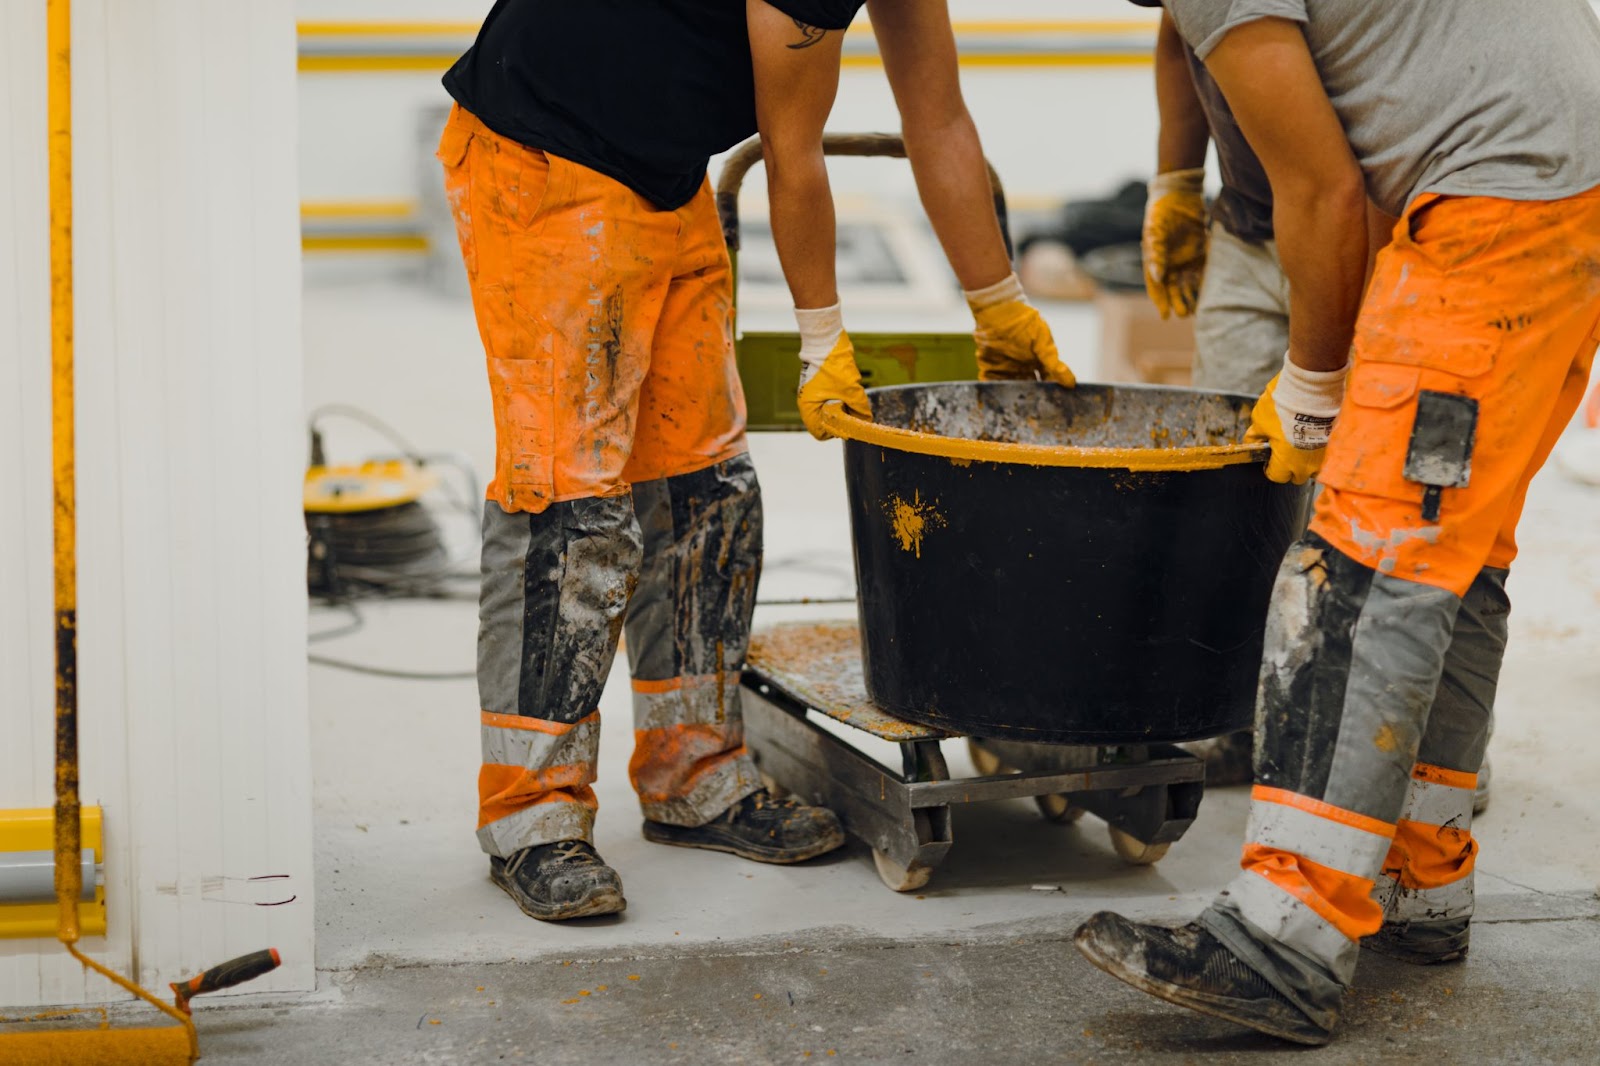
1246, 352, 1351, 484
798, 331, 874, 441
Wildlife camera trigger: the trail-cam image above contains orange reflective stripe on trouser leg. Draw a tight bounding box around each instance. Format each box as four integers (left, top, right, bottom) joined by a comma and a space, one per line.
628, 674, 761, 825
476, 710, 602, 855
1378, 763, 1478, 923
1215, 786, 1396, 982
1228, 781, 1395, 941
1311, 188, 1600, 596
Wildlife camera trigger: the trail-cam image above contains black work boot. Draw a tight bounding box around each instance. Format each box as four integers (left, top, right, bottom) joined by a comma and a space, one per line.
642, 789, 845, 864
1364, 917, 1470, 964
489, 840, 625, 921
1074, 912, 1334, 1046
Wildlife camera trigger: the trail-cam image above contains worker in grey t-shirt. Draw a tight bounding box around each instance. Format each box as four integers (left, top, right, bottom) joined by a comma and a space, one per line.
1077, 0, 1600, 1047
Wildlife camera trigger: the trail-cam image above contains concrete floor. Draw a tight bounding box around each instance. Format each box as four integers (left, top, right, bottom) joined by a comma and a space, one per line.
194, 276, 1600, 1063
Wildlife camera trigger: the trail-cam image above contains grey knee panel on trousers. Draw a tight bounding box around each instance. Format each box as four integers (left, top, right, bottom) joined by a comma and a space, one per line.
625, 453, 763, 685
478, 496, 643, 723
1417, 567, 1508, 772
1255, 533, 1461, 821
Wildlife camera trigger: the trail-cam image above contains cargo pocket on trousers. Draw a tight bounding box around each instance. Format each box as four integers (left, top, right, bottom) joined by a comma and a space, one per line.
487, 342, 556, 509
1318, 361, 1426, 505
481, 139, 554, 233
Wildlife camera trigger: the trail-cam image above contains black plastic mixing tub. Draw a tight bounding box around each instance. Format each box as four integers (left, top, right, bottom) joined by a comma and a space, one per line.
834, 382, 1311, 744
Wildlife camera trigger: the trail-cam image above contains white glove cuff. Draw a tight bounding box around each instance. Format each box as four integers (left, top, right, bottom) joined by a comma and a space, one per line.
1273, 352, 1349, 418
1273, 352, 1350, 450
963, 273, 1026, 313
795, 303, 844, 369
1149, 167, 1206, 198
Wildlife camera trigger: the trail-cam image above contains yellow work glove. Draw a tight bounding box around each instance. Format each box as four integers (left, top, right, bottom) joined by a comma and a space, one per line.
797, 332, 872, 441
1245, 354, 1349, 485
964, 275, 1076, 387
1142, 167, 1209, 319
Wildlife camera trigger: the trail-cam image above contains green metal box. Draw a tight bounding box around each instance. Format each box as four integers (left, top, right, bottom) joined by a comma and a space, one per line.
737, 330, 980, 431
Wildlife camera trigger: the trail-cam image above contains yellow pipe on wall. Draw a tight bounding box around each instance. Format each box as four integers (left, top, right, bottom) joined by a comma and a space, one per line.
5, 4, 200, 1061
47, 0, 81, 957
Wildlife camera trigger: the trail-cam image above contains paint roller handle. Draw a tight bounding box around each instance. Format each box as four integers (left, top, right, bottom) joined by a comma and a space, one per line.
170, 947, 281, 1014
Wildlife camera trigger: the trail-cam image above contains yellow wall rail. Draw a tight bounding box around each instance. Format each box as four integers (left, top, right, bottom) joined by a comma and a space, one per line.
294, 18, 1157, 74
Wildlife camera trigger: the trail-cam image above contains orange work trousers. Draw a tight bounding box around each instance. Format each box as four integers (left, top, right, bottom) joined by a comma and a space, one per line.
436, 104, 748, 514
438, 105, 763, 854
1313, 188, 1600, 595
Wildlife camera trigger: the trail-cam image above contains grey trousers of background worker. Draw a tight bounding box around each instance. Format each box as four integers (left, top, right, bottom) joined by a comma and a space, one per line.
1192, 222, 1289, 395
1185, 223, 1291, 773
474, 456, 765, 858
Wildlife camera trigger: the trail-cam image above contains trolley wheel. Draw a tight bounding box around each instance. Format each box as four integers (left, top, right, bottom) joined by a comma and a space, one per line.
759, 772, 788, 800
1035, 793, 1084, 824
967, 739, 1005, 777
1108, 825, 1170, 865
872, 848, 933, 892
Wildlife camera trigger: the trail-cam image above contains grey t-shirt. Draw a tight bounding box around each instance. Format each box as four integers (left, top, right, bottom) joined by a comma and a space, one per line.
1166, 0, 1600, 216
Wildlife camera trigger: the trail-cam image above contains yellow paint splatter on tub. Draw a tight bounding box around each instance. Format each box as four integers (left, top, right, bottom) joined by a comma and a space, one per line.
886, 491, 946, 558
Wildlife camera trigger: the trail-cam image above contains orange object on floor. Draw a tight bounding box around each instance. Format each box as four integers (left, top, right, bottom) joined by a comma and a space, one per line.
436, 104, 748, 515
1312, 188, 1600, 596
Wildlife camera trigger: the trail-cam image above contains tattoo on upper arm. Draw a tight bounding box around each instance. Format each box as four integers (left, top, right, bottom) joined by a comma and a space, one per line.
787, 19, 830, 49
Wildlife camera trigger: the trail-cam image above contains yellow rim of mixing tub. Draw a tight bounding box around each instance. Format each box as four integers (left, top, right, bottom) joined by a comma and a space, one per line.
818, 404, 1267, 471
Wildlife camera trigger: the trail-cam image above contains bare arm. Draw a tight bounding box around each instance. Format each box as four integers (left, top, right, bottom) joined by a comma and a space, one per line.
866, 0, 1012, 291
1155, 12, 1209, 173
747, 2, 846, 309
1203, 19, 1366, 372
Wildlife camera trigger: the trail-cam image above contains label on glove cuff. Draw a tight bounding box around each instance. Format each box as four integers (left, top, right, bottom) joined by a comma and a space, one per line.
1288, 413, 1336, 450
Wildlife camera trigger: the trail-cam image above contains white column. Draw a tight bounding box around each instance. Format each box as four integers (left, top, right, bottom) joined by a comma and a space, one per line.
0, 0, 313, 1007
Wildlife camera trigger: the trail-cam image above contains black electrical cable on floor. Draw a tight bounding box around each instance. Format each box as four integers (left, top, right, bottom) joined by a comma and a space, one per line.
307, 652, 477, 682
303, 403, 858, 682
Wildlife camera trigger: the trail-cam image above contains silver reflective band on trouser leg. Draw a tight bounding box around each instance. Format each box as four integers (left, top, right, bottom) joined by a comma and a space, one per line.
1247, 794, 1395, 874
478, 794, 596, 859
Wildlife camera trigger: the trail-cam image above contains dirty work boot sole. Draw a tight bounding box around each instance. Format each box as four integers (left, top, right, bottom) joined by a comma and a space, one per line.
489, 862, 626, 922
1074, 913, 1333, 1047
641, 819, 845, 864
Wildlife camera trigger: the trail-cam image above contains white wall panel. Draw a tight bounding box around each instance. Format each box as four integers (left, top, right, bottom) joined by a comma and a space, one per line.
0, 0, 313, 1008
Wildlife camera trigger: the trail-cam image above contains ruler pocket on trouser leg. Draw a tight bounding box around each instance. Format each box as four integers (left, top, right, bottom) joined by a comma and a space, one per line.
1403, 392, 1479, 523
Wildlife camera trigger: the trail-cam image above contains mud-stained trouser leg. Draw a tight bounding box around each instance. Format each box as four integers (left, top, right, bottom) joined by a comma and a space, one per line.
1372, 567, 1508, 942
625, 454, 764, 825
1200, 187, 1600, 1027
475, 499, 643, 857
1200, 537, 1458, 1030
